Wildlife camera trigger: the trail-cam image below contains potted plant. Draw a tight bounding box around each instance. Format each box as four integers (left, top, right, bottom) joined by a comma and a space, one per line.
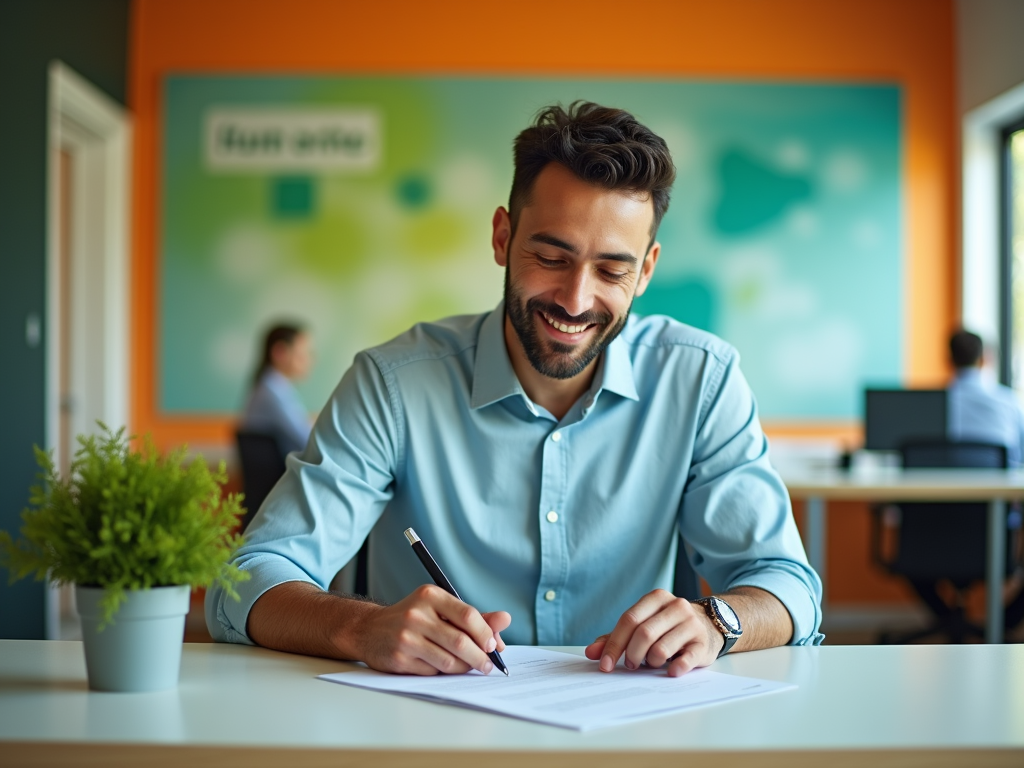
0, 424, 249, 692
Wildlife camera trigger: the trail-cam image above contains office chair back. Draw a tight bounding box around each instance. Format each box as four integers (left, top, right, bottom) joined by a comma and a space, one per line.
235, 429, 371, 595
673, 534, 701, 600
235, 430, 287, 532
891, 440, 1009, 582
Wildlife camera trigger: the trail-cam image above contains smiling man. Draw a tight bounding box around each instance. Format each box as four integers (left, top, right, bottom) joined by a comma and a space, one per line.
207, 102, 823, 677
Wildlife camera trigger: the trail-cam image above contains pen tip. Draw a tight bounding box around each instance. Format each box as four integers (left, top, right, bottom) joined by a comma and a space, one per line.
503, 668, 509, 676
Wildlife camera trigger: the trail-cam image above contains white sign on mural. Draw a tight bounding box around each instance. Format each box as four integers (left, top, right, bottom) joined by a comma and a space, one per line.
204, 108, 381, 172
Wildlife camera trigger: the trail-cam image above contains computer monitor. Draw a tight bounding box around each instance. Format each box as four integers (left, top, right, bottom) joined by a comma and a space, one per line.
864, 389, 948, 451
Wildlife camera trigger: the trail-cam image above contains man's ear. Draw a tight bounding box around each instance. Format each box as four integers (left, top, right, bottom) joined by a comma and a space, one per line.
634, 241, 661, 298
492, 207, 512, 267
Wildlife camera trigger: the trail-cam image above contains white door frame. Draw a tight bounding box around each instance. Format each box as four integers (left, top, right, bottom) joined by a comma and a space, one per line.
45, 61, 132, 639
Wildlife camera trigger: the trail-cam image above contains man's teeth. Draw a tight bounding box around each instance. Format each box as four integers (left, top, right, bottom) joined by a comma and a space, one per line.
543, 313, 589, 334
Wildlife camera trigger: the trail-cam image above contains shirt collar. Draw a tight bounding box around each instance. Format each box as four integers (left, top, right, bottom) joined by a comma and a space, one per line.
471, 302, 526, 410
954, 367, 984, 384
596, 327, 639, 402
471, 302, 639, 410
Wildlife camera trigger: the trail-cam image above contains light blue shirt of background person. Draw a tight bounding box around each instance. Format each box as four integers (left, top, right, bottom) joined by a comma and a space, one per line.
948, 367, 1024, 467
241, 369, 312, 456
208, 303, 824, 648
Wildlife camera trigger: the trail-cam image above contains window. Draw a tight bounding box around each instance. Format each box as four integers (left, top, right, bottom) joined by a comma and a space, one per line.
1002, 117, 1024, 391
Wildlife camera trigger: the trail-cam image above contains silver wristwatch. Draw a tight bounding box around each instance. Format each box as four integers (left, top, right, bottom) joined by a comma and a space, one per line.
694, 596, 743, 658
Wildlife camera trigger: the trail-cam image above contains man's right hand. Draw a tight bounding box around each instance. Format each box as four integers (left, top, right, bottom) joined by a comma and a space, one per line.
350, 585, 511, 675
246, 581, 510, 676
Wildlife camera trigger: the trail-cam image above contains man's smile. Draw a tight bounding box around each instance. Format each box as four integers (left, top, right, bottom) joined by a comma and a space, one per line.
539, 310, 597, 339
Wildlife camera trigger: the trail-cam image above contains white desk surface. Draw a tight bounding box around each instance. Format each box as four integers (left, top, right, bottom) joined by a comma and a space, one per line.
2, 640, 1023, 767
782, 467, 1024, 501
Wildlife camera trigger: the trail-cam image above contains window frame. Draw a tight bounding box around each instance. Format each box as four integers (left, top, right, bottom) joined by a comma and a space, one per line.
999, 115, 1024, 387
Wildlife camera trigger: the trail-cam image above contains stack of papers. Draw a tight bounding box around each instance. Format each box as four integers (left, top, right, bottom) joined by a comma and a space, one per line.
319, 646, 795, 730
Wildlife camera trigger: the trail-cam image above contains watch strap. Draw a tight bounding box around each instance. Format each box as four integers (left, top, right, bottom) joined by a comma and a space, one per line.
718, 634, 739, 658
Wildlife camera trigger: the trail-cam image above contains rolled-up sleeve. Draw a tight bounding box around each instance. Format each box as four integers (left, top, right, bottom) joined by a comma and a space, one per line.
206, 352, 399, 643
679, 350, 824, 646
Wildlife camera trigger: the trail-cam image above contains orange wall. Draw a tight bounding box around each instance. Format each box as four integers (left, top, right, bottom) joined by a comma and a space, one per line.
129, 0, 958, 606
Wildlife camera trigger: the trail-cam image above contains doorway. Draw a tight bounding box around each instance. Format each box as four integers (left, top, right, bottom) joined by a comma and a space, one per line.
45, 61, 131, 639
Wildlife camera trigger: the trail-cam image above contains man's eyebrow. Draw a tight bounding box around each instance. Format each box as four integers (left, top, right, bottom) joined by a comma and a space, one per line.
528, 233, 578, 253
528, 233, 638, 266
598, 252, 638, 266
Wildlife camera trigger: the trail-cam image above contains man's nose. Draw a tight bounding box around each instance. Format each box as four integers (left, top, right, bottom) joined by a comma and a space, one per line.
554, 266, 593, 318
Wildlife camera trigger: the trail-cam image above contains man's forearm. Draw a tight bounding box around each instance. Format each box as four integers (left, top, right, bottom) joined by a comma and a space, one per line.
246, 580, 512, 676
246, 581, 377, 660
718, 586, 793, 652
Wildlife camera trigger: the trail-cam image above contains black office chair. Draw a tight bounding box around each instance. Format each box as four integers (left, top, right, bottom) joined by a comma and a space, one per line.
234, 430, 287, 532
235, 429, 371, 595
872, 440, 1019, 644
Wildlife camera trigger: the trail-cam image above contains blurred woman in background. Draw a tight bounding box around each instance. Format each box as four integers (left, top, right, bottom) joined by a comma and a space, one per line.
241, 323, 314, 456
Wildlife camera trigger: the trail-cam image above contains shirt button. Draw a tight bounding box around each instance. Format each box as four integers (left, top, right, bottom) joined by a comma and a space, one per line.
544, 590, 557, 601
551, 431, 562, 442
546, 510, 559, 523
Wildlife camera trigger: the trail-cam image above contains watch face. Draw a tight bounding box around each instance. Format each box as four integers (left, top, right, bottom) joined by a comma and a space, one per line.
713, 598, 740, 631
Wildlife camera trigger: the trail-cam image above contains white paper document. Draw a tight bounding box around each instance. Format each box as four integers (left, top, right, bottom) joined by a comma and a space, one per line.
319, 646, 795, 730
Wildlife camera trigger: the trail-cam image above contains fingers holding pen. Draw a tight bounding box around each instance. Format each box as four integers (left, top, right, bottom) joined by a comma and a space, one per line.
482, 610, 512, 652
403, 530, 510, 674
355, 585, 502, 675
421, 585, 503, 671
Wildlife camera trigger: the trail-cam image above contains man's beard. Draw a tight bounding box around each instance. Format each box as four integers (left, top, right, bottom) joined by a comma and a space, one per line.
503, 267, 632, 380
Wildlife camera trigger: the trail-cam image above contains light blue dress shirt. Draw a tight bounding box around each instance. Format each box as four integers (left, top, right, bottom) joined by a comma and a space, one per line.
241, 369, 312, 456
948, 368, 1024, 467
208, 304, 823, 647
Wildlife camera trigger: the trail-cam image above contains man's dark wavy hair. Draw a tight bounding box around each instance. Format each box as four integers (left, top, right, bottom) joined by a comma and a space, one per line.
509, 101, 676, 251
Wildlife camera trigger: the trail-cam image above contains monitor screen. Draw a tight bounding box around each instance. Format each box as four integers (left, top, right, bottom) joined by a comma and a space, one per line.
864, 389, 948, 451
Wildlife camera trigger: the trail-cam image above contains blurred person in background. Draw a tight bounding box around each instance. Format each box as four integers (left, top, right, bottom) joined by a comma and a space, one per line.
241, 322, 314, 456
948, 329, 1024, 468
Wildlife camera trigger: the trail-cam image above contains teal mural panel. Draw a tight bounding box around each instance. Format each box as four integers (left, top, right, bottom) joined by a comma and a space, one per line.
162, 77, 901, 419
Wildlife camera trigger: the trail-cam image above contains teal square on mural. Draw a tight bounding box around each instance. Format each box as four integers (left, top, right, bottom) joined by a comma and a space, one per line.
272, 177, 315, 218
161, 76, 902, 420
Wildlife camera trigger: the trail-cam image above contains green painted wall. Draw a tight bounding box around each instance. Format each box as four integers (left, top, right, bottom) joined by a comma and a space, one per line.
162, 77, 902, 421
0, 0, 129, 638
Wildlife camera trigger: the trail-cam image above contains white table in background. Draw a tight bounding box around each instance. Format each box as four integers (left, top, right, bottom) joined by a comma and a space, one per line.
1, 640, 1022, 767
782, 468, 1024, 642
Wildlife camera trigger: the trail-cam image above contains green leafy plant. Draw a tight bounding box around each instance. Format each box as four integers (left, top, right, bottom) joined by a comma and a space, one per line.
0, 424, 249, 626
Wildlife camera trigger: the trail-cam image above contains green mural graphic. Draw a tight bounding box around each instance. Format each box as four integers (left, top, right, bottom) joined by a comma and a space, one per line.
162, 77, 901, 419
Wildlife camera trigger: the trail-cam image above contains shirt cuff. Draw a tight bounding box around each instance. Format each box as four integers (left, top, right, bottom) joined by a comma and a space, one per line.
214, 555, 320, 644
730, 569, 824, 647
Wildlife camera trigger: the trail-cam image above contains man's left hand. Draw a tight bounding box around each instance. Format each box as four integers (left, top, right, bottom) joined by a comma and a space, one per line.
585, 589, 724, 677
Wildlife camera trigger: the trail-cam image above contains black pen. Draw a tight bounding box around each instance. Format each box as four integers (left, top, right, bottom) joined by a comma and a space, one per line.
403, 527, 509, 676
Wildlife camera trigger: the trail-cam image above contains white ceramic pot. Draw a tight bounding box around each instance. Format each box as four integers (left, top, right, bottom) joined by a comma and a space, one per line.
75, 584, 190, 692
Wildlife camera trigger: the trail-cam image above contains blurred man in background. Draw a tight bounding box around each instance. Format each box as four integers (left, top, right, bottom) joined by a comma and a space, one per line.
947, 329, 1024, 467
